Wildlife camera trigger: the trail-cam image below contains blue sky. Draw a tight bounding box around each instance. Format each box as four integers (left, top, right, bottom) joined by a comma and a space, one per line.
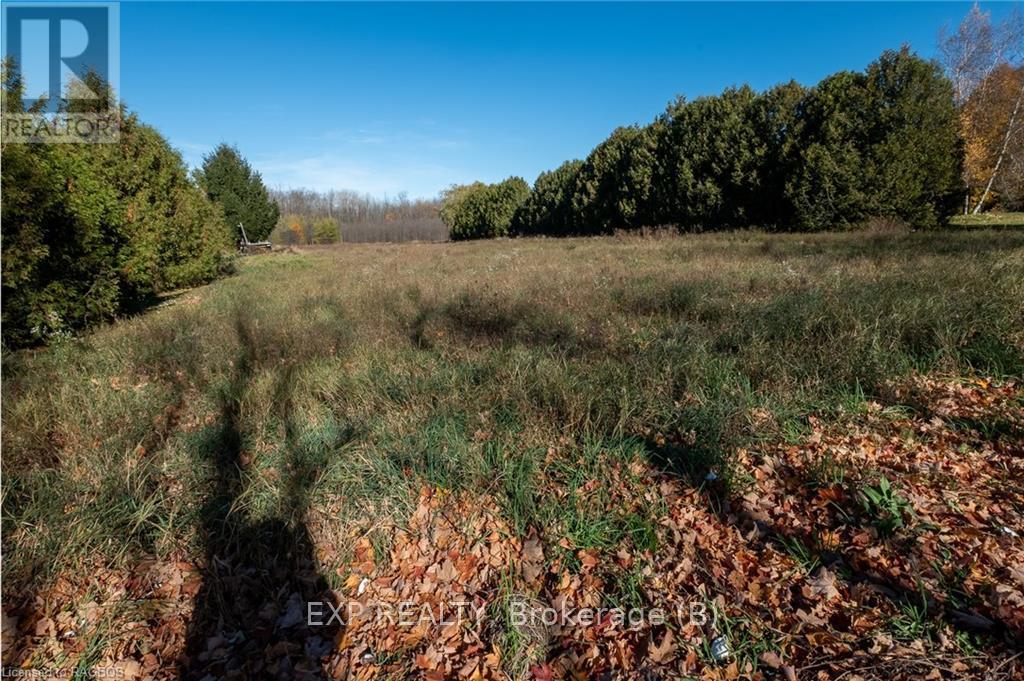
119, 2, 1013, 199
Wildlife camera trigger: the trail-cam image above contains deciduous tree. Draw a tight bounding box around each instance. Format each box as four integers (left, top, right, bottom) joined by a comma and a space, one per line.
939, 3, 1024, 212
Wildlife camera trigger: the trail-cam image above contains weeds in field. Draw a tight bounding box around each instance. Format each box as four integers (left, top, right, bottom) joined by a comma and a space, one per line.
488, 570, 547, 680
776, 534, 822, 573
858, 476, 914, 537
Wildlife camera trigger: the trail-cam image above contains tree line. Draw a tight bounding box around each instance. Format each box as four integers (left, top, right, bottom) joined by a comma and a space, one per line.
442, 38, 1021, 241
270, 188, 445, 244
1, 65, 278, 347
3, 6, 1018, 344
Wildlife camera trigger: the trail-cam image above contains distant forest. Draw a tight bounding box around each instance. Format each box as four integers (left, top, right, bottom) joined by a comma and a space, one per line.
270, 189, 445, 244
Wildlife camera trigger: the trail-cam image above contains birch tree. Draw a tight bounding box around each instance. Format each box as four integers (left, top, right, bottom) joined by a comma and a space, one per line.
939, 3, 1024, 213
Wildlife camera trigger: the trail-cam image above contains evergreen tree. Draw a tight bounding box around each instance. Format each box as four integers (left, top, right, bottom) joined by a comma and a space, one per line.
441, 177, 530, 240
511, 160, 583, 236
502, 48, 960, 236
787, 50, 960, 229
1, 69, 231, 347
654, 86, 762, 230
573, 126, 658, 232
862, 48, 962, 227
785, 70, 873, 230
748, 81, 807, 229
196, 144, 280, 242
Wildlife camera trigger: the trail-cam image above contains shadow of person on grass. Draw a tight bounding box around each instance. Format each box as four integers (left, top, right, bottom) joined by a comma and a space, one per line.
180, 313, 343, 680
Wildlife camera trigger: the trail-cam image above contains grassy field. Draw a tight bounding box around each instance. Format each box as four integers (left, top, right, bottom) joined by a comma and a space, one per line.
3, 229, 1024, 679
950, 211, 1024, 229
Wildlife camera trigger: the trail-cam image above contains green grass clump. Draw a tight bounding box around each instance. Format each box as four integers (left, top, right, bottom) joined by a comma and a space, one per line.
858, 476, 915, 537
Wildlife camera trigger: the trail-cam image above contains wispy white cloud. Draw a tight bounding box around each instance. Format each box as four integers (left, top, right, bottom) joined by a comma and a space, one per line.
172, 124, 471, 198
256, 152, 457, 199
174, 140, 214, 169
316, 125, 468, 151
254, 121, 473, 197
321, 128, 388, 145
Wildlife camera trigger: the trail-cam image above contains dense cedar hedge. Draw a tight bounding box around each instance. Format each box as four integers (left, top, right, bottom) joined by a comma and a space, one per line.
2, 69, 232, 347
441, 48, 961, 240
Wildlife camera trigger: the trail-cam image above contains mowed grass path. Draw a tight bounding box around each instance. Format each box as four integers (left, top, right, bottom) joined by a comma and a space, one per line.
950, 211, 1024, 229
3, 229, 1023, 675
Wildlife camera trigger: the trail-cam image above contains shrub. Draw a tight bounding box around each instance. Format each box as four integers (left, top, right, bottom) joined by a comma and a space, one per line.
0, 69, 231, 347
312, 217, 339, 244
271, 214, 309, 245
1, 113, 231, 347
441, 177, 530, 240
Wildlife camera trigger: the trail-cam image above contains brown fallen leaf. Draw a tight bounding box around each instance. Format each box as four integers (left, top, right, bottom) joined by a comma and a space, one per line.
649, 628, 675, 662
806, 567, 840, 601
1, 608, 16, 662
578, 550, 599, 570
522, 535, 544, 584
112, 658, 142, 680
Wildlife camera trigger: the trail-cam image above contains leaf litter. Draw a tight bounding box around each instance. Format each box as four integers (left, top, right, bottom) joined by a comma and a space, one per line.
3, 376, 1022, 679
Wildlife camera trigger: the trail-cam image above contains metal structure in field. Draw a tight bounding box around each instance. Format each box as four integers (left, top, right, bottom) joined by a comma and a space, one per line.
238, 223, 272, 254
